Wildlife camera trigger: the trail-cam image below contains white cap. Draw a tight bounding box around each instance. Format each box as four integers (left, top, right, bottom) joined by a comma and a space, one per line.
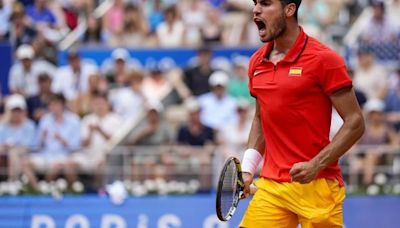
209, 71, 229, 87
184, 98, 200, 112
364, 99, 385, 112
112, 48, 130, 61
16, 44, 35, 60
6, 94, 27, 110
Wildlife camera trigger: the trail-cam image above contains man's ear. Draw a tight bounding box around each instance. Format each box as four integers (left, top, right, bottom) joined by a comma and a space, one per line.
285, 3, 297, 18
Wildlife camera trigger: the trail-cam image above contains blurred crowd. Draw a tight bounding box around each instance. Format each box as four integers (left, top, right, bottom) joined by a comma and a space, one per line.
1, 0, 391, 51
0, 0, 399, 193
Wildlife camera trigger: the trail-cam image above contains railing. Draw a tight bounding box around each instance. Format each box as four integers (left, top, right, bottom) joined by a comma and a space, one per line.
1, 145, 400, 195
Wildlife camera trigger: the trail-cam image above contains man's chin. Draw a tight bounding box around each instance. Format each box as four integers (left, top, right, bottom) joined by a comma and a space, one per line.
260, 36, 274, 43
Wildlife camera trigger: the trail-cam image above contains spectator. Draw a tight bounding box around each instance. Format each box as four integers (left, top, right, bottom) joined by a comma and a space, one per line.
298, 0, 330, 38
26, 73, 53, 123
184, 46, 214, 96
388, 0, 400, 28
0, 95, 36, 187
177, 98, 215, 146
52, 50, 98, 102
218, 99, 251, 157
110, 4, 148, 47
130, 103, 172, 146
384, 68, 400, 131
145, 0, 164, 34
60, 0, 79, 30
7, 2, 37, 48
81, 15, 104, 46
200, 7, 222, 45
353, 49, 387, 100
68, 92, 122, 188
29, 94, 80, 183
299, 0, 330, 27
103, 0, 124, 42
0, 0, 11, 40
173, 98, 214, 185
351, 99, 398, 185
142, 66, 172, 103
103, 48, 131, 89
8, 44, 55, 97
156, 5, 185, 47
110, 70, 147, 121
221, 0, 252, 46
25, 0, 57, 28
130, 103, 172, 180
228, 57, 254, 103
197, 71, 237, 130
348, 70, 367, 108
179, 0, 209, 47
70, 71, 109, 116
358, 0, 398, 44
31, 34, 58, 65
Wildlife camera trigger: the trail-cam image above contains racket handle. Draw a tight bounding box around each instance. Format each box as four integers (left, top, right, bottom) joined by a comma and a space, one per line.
249, 184, 258, 195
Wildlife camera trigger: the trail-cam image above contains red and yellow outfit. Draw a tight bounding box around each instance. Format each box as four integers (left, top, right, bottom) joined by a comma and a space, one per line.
241, 27, 351, 227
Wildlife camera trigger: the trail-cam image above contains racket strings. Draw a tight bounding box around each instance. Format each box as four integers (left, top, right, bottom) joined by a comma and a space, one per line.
220, 161, 239, 218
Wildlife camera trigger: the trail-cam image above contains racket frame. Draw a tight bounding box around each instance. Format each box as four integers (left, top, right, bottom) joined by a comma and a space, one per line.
216, 156, 245, 221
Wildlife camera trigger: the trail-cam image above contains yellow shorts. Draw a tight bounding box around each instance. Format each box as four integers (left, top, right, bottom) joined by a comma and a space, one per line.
240, 178, 345, 228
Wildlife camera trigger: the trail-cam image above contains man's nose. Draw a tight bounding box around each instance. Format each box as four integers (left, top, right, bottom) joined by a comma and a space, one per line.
253, 3, 261, 15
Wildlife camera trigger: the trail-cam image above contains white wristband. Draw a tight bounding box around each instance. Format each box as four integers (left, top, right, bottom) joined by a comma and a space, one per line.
241, 148, 262, 176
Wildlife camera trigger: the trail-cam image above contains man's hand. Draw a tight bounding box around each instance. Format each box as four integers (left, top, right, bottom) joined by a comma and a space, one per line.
241, 172, 253, 199
289, 160, 321, 184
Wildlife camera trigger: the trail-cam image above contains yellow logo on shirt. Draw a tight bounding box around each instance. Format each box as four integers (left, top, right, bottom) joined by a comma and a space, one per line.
289, 67, 302, 76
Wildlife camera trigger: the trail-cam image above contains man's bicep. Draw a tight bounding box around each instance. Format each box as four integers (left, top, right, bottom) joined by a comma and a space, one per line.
330, 87, 362, 120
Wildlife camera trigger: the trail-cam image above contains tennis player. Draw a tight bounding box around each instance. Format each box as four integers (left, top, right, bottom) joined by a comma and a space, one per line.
240, 0, 365, 227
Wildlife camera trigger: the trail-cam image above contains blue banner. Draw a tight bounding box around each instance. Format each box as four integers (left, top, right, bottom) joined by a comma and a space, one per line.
0, 195, 400, 228
0, 42, 13, 95
58, 47, 258, 67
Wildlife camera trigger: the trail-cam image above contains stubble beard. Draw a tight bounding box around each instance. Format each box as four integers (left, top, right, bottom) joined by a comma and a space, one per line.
261, 13, 287, 43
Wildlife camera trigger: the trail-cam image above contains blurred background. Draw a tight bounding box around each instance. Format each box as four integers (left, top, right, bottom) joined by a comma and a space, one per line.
0, 0, 399, 227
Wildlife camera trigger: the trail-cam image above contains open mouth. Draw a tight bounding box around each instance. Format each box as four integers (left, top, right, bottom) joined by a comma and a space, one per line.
254, 18, 267, 36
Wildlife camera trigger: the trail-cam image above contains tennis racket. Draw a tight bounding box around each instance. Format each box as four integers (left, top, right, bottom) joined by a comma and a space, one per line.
216, 156, 257, 221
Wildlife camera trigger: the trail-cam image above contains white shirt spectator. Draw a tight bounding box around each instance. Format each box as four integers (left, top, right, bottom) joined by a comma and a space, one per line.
52, 63, 98, 100
354, 64, 387, 100
36, 111, 81, 155
8, 60, 56, 96
156, 21, 185, 47
197, 92, 237, 130
30, 111, 80, 171
359, 17, 398, 43
81, 112, 122, 150
73, 112, 122, 169
109, 87, 146, 121
180, 0, 208, 46
220, 120, 251, 150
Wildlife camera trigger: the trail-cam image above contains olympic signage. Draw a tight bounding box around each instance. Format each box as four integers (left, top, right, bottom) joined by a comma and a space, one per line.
1, 195, 400, 228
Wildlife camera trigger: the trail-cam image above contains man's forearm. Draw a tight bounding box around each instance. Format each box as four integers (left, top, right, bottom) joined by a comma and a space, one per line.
242, 102, 265, 175
311, 112, 365, 171
247, 102, 265, 155
247, 115, 265, 155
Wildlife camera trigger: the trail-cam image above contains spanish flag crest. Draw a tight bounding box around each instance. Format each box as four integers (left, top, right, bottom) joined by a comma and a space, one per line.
289, 67, 303, 77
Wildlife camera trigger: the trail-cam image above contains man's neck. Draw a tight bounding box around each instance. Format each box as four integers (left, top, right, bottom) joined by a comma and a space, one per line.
10, 120, 23, 127
54, 113, 64, 122
273, 24, 300, 54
